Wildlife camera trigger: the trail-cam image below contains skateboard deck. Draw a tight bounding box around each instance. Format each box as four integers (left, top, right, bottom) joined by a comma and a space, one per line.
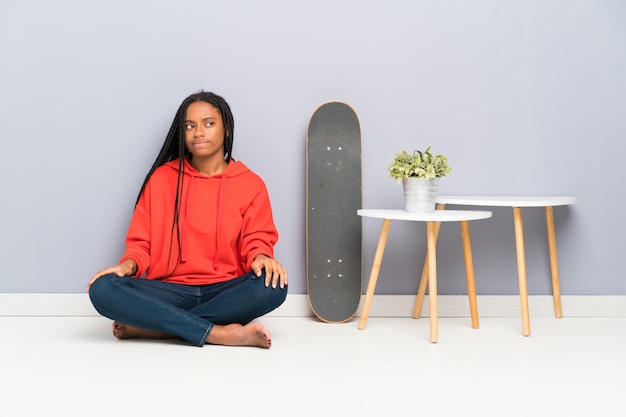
306, 101, 362, 323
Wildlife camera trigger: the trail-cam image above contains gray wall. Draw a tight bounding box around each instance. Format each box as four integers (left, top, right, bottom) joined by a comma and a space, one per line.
1, 0, 624, 295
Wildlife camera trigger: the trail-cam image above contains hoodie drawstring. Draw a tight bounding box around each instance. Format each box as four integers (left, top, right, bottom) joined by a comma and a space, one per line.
180, 176, 194, 263
213, 176, 225, 268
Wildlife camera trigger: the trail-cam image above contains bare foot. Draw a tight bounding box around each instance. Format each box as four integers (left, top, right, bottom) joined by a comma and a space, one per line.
112, 321, 175, 340
206, 323, 272, 348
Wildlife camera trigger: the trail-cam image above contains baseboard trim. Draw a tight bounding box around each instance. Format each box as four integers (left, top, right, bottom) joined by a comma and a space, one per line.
0, 294, 624, 318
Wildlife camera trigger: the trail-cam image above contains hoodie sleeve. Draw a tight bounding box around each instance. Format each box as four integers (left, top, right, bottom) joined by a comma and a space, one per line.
241, 185, 278, 270
119, 186, 152, 278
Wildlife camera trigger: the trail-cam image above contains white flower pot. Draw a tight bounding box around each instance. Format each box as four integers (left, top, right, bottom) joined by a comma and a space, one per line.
402, 177, 439, 212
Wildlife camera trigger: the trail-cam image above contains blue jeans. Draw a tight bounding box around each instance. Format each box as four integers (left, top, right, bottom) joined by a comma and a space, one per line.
88, 271, 287, 346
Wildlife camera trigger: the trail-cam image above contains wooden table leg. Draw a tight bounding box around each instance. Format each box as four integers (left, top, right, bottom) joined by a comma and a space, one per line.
545, 206, 563, 318
413, 204, 445, 318
358, 219, 392, 330
460, 220, 479, 329
513, 207, 531, 337
427, 221, 438, 343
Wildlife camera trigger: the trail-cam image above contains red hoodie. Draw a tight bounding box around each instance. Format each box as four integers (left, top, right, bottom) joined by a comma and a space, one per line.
119, 157, 278, 285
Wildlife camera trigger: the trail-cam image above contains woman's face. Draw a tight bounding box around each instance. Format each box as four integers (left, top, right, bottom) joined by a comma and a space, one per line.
184, 101, 225, 160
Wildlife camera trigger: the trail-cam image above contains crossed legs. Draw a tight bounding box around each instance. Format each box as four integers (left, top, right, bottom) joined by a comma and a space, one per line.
89, 271, 287, 348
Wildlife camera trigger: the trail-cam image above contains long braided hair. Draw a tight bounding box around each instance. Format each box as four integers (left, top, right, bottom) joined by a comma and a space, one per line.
136, 91, 235, 272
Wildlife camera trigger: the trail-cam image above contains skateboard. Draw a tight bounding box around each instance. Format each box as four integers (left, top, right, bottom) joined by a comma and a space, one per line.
306, 101, 362, 323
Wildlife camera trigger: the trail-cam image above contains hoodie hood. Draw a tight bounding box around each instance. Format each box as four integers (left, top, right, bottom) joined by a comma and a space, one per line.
162, 156, 251, 180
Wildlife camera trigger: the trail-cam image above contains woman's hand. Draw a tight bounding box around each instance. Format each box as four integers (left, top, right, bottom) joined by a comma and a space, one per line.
252, 255, 288, 289
86, 259, 137, 292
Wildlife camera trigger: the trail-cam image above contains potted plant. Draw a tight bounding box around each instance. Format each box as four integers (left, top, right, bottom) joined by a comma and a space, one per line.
388, 146, 452, 212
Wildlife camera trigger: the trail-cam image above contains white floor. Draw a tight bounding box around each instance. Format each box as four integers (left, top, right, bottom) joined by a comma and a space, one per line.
1, 314, 625, 417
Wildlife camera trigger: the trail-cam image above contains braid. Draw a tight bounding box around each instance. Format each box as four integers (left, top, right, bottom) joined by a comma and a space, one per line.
134, 90, 235, 274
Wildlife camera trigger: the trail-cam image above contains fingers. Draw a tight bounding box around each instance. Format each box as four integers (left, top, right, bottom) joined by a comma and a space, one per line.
86, 271, 105, 292
274, 264, 288, 289
262, 260, 288, 289
86, 268, 114, 292
86, 263, 132, 292
252, 255, 288, 289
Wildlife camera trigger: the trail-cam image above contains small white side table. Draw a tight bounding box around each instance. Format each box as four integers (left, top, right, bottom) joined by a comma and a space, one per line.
434, 196, 578, 336
357, 209, 492, 343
